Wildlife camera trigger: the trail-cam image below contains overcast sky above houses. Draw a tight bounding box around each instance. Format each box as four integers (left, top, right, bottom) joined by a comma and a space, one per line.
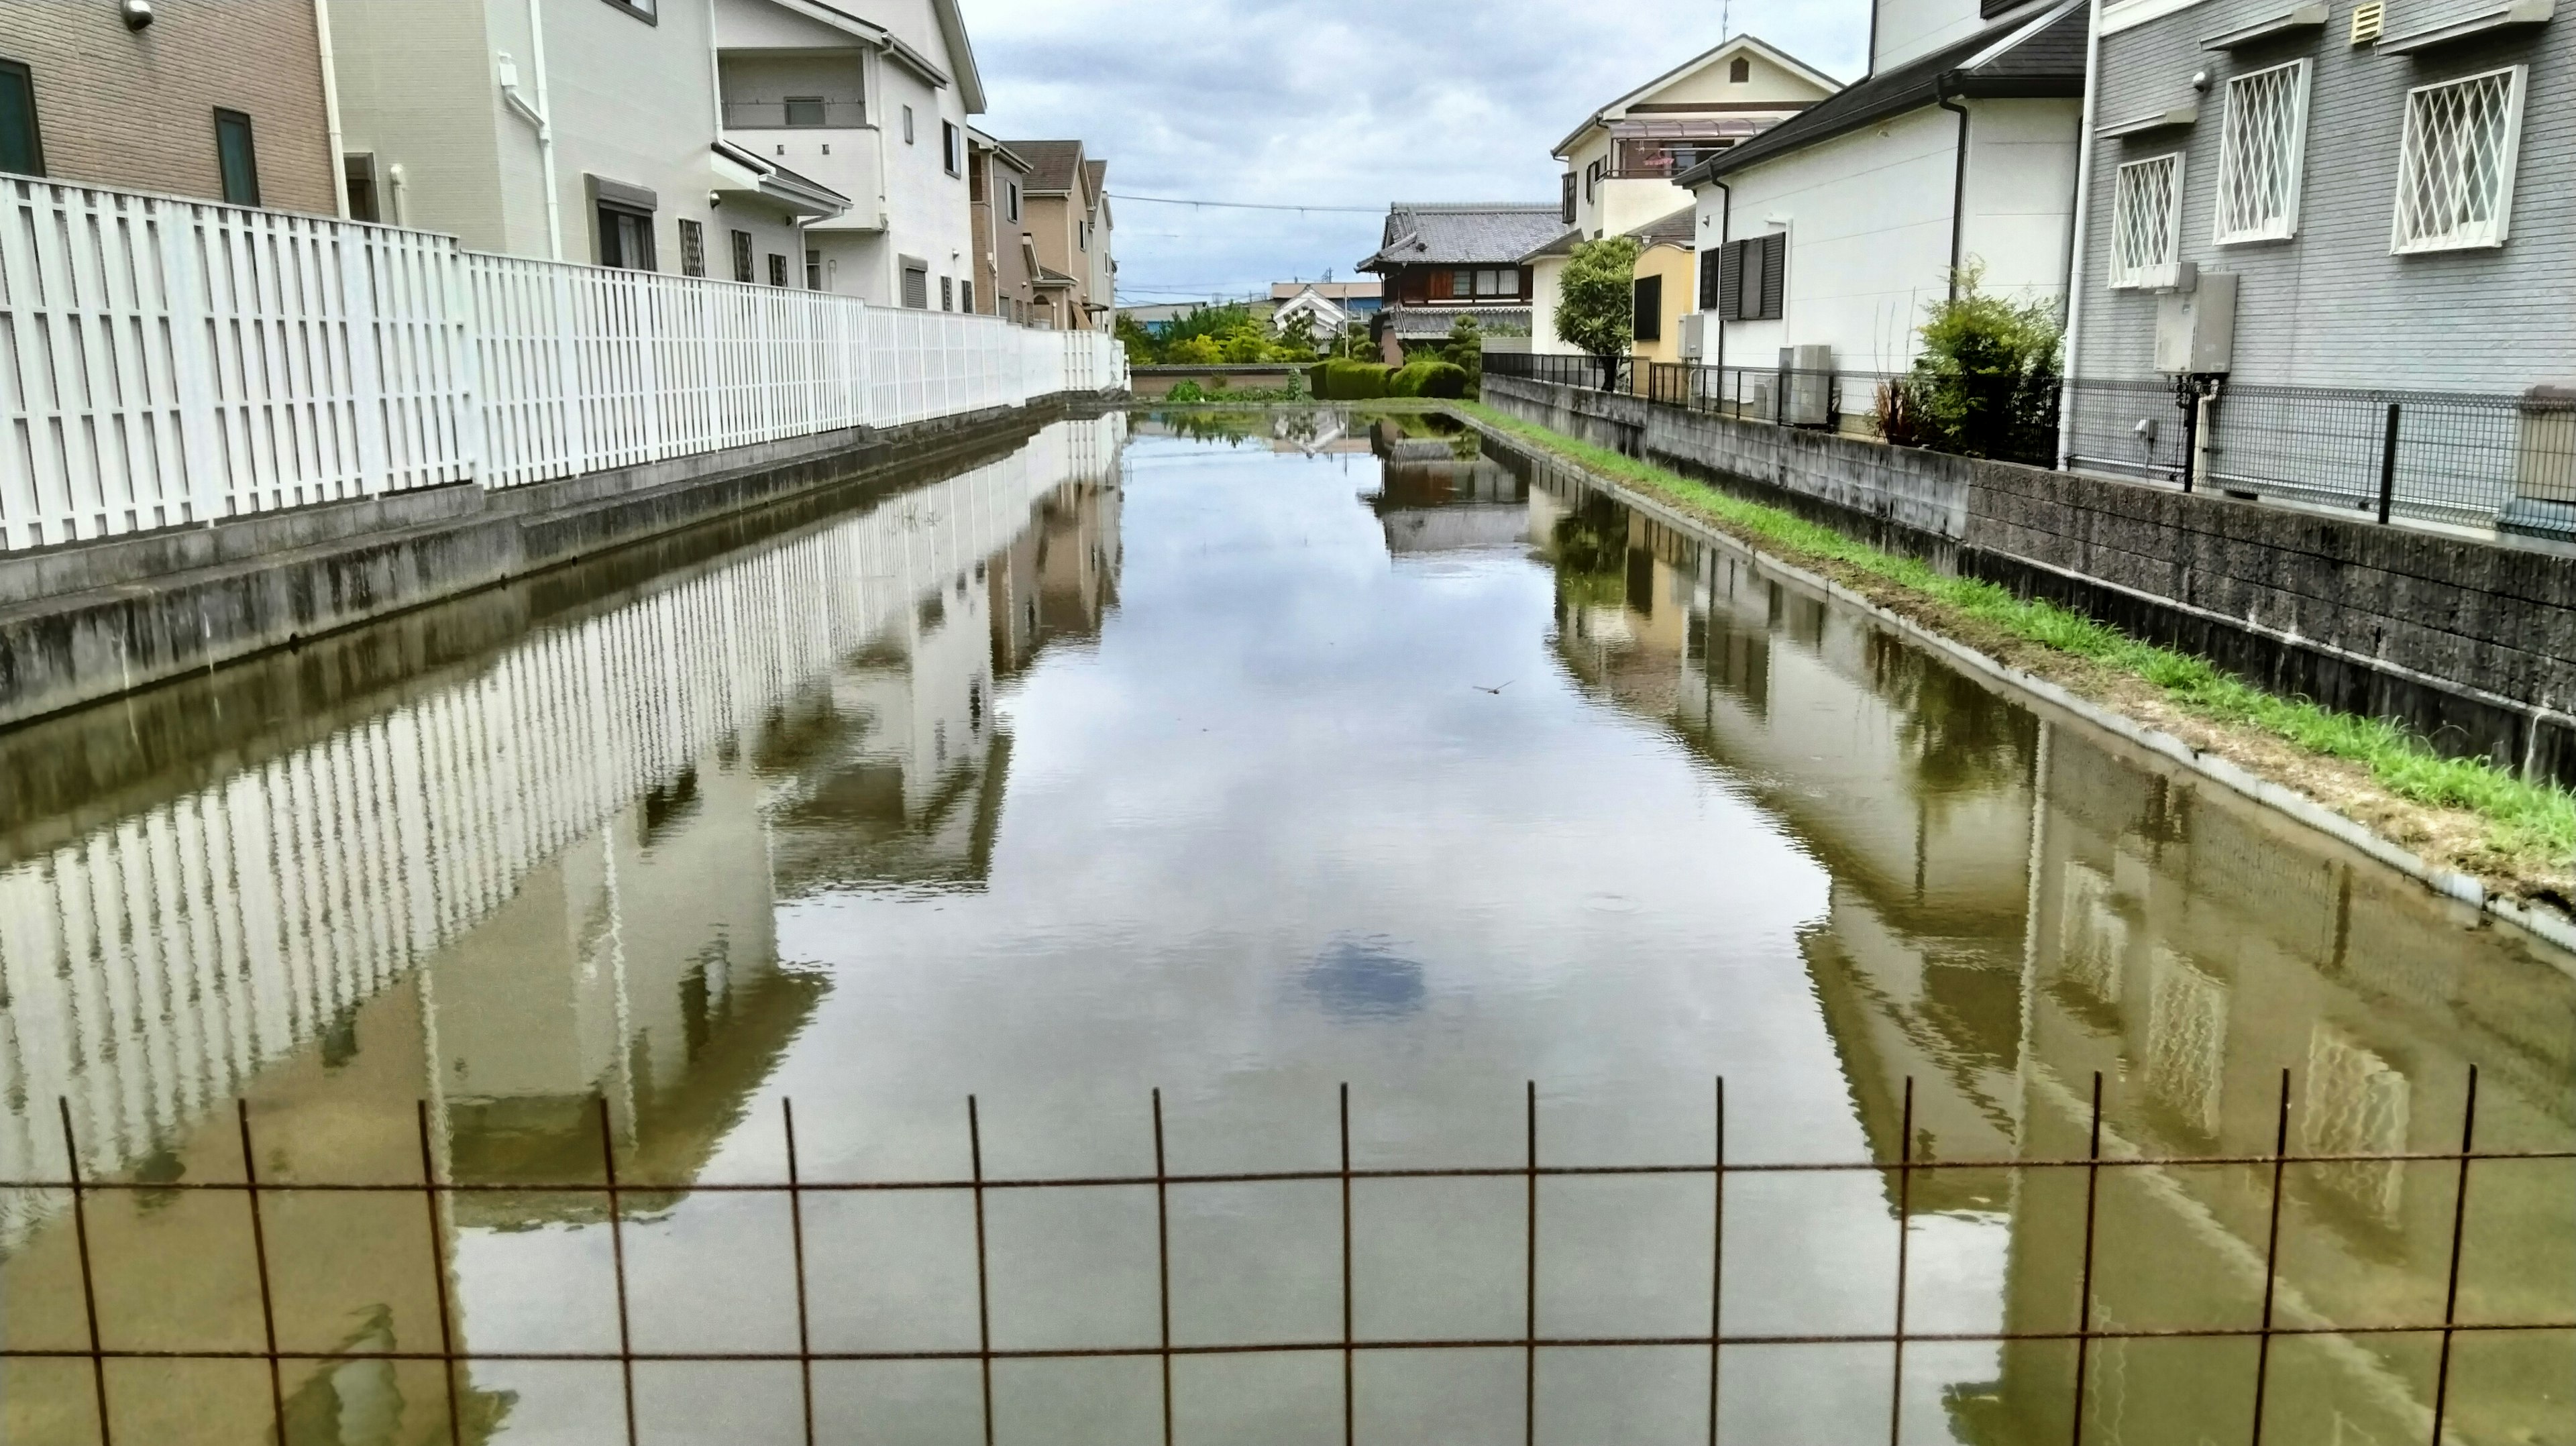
969, 0, 1868, 307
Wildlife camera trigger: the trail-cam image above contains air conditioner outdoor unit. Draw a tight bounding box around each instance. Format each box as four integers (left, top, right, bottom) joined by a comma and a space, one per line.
1779, 344, 1833, 426
1678, 313, 1709, 361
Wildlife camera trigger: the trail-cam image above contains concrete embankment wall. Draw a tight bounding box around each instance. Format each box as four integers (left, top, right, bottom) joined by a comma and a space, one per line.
0, 394, 1118, 730
1485, 375, 2576, 787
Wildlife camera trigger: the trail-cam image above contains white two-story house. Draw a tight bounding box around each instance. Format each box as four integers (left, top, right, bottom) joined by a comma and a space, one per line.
1678, 0, 2089, 384
714, 0, 983, 307
1529, 36, 1839, 355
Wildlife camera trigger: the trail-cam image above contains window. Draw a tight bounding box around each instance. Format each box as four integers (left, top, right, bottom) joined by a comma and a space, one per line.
731, 229, 754, 284
1560, 172, 1576, 224
0, 59, 40, 177
598, 206, 655, 270
214, 109, 261, 207
766, 253, 786, 286
680, 219, 706, 278
943, 121, 961, 176
784, 96, 826, 128
1450, 268, 1474, 297
1698, 246, 1723, 311
903, 106, 916, 144
597, 0, 657, 20
1711, 233, 1784, 321
2214, 60, 2310, 243
1729, 56, 1751, 82
1585, 159, 1603, 203
1633, 274, 1663, 341
1006, 180, 1020, 221
344, 154, 379, 222
961, 278, 975, 313
901, 264, 929, 309
806, 248, 822, 290
2110, 154, 2184, 288
940, 275, 954, 311
2392, 66, 2526, 254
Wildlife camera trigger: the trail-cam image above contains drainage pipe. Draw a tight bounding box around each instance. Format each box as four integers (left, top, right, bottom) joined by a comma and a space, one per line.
1937, 76, 1970, 302
2057, 0, 2107, 469
525, 0, 564, 260
313, 0, 350, 217
1709, 176, 1731, 384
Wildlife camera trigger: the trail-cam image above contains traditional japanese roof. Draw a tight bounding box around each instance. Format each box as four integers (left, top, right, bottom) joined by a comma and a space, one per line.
1550, 34, 1842, 158
1625, 207, 1699, 248
1384, 306, 1531, 338
1675, 0, 2087, 184
1358, 204, 1567, 272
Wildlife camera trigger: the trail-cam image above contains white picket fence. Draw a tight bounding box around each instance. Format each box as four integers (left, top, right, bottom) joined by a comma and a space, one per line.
0, 174, 1126, 552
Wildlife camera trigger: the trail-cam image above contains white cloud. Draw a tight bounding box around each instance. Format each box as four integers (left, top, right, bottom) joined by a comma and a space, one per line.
964, 0, 1868, 302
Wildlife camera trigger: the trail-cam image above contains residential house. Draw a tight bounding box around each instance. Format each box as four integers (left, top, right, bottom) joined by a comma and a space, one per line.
1005, 140, 1116, 331
329, 0, 842, 282
1270, 284, 1363, 340
1677, 0, 2089, 384
1627, 208, 1700, 366
969, 129, 1036, 321
0, 0, 338, 213
711, 0, 986, 306
1529, 36, 1838, 355
1268, 279, 1383, 316
1357, 203, 1566, 361
2061, 0, 2576, 526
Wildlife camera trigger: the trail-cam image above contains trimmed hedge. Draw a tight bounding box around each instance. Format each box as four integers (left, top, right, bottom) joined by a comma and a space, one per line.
1319, 359, 1395, 400
1389, 360, 1470, 400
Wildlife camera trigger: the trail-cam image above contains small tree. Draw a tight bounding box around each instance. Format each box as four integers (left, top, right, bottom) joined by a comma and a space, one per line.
1899, 266, 2061, 461
1554, 235, 1642, 388
1440, 315, 1485, 394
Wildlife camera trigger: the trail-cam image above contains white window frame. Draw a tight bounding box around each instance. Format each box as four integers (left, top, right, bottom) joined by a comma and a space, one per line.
2110, 153, 2186, 290
2390, 65, 2526, 255
2212, 59, 2310, 244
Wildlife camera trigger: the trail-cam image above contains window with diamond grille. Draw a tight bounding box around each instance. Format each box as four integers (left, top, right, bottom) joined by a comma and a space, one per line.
2392, 66, 2525, 254
2110, 153, 2183, 288
2214, 60, 2308, 243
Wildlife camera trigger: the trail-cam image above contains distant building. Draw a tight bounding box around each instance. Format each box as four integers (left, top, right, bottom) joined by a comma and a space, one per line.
1271, 284, 1363, 338
1268, 280, 1383, 315
0, 0, 339, 213
1357, 203, 1566, 361
969, 130, 1037, 323
1004, 140, 1116, 330
1625, 207, 1699, 366
1530, 35, 1837, 355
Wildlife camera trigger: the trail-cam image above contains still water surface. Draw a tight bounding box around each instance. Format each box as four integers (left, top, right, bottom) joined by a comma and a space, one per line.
1, 410, 2571, 1445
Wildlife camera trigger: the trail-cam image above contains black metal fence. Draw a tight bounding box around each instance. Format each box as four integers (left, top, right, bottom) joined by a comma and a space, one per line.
5, 1070, 2569, 1446
1485, 353, 2576, 534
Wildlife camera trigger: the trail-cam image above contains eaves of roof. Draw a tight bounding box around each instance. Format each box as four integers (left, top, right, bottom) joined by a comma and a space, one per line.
1674, 0, 2085, 186
1549, 34, 1845, 158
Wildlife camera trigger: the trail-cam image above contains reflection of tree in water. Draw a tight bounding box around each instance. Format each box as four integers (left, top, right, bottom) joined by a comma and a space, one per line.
1549, 492, 1631, 610
1875, 634, 2036, 797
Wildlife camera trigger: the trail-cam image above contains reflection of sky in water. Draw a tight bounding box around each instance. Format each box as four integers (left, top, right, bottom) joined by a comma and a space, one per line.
1303, 935, 1429, 1019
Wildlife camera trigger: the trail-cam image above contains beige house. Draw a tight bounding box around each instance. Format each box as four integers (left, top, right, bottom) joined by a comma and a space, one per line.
1004, 140, 1115, 331
969, 129, 1037, 323
1625, 208, 1698, 366
1529, 35, 1837, 355
0, 0, 339, 214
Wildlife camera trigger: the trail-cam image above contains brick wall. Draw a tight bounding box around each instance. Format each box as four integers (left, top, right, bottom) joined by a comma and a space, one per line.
0, 0, 337, 214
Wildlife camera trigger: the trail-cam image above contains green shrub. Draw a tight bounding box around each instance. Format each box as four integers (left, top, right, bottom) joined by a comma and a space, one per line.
1403, 361, 1470, 399
1165, 380, 1205, 402
1308, 363, 1331, 396
1895, 266, 2061, 461
1320, 359, 1395, 400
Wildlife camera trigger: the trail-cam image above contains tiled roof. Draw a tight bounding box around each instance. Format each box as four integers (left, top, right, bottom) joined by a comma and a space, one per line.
1625, 207, 1697, 247
1385, 306, 1531, 338
1002, 140, 1083, 193
1083, 160, 1107, 199
1676, 0, 2086, 183
1358, 204, 1566, 270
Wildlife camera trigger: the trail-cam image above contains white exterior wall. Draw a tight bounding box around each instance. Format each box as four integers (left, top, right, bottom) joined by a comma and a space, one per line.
1690, 97, 2077, 374
1530, 256, 1570, 354
1872, 0, 1989, 70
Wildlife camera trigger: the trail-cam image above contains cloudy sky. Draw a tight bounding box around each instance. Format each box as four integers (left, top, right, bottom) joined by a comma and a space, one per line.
968, 0, 1868, 307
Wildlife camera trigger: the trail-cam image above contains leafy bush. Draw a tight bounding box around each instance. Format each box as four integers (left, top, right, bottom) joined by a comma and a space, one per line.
1389, 360, 1470, 399
1165, 380, 1207, 402
1554, 235, 1642, 373
1439, 316, 1485, 394
1320, 359, 1395, 400
1892, 268, 2061, 461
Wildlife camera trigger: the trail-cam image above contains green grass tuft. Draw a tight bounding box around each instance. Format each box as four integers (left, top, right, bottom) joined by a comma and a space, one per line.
1456, 400, 2576, 870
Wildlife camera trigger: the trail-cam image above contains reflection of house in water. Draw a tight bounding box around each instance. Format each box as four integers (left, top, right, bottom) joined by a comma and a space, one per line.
1526, 465, 2576, 1445
1367, 423, 1531, 554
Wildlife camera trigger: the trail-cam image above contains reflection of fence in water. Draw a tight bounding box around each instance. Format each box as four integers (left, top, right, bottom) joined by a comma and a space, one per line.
3, 1070, 2567, 1446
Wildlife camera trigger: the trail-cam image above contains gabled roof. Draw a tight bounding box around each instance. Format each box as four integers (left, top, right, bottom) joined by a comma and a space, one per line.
969, 128, 1032, 174
1625, 206, 1697, 248
1676, 0, 2086, 184
750, 0, 983, 111
1357, 203, 1566, 271
1551, 34, 1842, 158
1003, 140, 1083, 194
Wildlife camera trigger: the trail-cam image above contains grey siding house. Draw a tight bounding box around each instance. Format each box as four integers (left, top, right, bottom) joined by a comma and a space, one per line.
2065, 0, 2574, 524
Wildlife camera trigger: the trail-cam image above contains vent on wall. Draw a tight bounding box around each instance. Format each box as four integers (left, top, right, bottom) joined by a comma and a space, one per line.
2351, 2, 2385, 42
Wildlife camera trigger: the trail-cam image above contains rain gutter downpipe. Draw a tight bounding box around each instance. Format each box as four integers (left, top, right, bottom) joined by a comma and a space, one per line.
2057, 0, 2107, 470
314, 0, 350, 217
1937, 74, 1969, 302
500, 0, 565, 260
1709, 174, 1731, 382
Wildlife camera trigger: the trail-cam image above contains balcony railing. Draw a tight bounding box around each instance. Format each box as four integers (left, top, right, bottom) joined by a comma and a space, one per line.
720, 99, 869, 129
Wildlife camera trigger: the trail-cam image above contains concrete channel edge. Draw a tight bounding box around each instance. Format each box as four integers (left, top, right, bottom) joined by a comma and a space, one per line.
1450, 408, 2576, 966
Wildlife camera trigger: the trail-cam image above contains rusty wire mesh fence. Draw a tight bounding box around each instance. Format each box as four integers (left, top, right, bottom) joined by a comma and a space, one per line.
3, 1069, 2569, 1446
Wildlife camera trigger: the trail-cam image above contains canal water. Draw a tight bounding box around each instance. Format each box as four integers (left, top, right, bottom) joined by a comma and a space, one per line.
0, 410, 2570, 1446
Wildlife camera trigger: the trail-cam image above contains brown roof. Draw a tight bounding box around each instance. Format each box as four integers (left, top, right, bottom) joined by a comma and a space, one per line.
1083, 159, 1106, 199
1002, 140, 1083, 193
1625, 206, 1697, 247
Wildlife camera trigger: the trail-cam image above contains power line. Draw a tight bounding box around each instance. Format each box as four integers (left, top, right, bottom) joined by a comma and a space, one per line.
1107, 192, 1383, 215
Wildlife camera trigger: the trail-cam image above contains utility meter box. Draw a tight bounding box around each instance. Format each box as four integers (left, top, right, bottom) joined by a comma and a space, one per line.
1678, 313, 1709, 361
2155, 273, 2237, 374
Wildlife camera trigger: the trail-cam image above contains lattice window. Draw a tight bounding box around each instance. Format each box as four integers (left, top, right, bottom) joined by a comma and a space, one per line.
2110, 154, 2184, 288
2392, 66, 2525, 254
2215, 60, 2310, 243
2058, 863, 2129, 1005
2300, 1023, 2411, 1225
2145, 948, 2226, 1137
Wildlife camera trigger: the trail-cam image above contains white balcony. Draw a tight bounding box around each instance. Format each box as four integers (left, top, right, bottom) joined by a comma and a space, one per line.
719, 127, 885, 232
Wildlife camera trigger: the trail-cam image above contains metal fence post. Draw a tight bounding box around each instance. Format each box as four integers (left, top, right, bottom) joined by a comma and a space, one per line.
2178, 383, 2200, 494
2377, 402, 2402, 524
